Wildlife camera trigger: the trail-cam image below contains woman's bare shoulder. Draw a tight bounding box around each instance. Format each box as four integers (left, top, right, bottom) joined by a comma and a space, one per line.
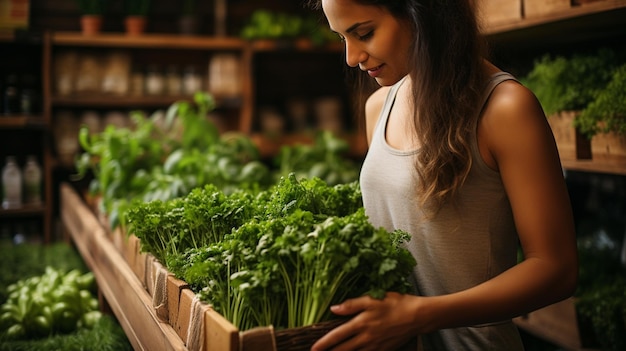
483, 80, 545, 127
364, 86, 391, 143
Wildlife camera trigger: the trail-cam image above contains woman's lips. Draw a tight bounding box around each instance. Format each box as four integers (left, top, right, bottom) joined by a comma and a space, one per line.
366, 64, 383, 78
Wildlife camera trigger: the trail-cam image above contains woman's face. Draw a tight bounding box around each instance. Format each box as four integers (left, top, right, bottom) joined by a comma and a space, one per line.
322, 0, 413, 86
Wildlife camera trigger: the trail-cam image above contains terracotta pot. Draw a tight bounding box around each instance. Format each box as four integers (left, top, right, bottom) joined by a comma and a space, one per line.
125, 16, 147, 35
81, 15, 103, 36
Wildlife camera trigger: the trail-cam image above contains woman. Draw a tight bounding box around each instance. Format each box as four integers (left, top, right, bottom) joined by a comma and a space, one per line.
308, 0, 579, 350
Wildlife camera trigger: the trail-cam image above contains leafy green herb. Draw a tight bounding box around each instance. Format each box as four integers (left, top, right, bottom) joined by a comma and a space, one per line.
0, 267, 99, 340
0, 315, 131, 351
577, 63, 626, 137
75, 92, 272, 229
275, 131, 360, 186
521, 48, 619, 116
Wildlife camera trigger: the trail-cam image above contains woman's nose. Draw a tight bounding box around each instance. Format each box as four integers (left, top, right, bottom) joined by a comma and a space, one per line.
345, 40, 366, 68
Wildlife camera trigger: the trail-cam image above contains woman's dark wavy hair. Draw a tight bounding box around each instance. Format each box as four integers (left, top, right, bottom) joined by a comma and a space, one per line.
309, 0, 489, 210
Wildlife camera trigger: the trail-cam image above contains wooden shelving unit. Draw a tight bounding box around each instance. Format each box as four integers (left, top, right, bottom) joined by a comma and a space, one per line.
1, 33, 51, 243
45, 32, 254, 132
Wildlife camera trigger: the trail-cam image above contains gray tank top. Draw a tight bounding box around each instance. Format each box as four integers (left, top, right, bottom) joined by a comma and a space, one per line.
360, 72, 524, 350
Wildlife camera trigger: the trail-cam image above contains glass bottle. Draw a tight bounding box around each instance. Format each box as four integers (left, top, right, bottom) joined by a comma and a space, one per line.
22, 155, 42, 206
166, 65, 182, 95
2, 156, 22, 209
3, 74, 20, 115
20, 74, 39, 115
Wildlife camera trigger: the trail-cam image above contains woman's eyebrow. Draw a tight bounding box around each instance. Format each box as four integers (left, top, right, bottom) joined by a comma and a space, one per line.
345, 21, 373, 34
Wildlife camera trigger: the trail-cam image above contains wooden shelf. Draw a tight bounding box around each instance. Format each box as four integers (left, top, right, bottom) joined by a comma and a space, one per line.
0, 205, 45, 218
51, 32, 247, 50
0, 116, 46, 129
250, 39, 343, 52
485, 0, 626, 48
50, 94, 243, 109
562, 158, 626, 176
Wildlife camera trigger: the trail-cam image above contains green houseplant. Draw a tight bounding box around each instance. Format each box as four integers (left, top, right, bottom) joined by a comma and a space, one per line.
578, 63, 626, 137
179, 0, 199, 35
521, 48, 625, 160
521, 48, 618, 118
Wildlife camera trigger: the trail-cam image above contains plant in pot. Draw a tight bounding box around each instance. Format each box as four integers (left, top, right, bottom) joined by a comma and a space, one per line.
521, 48, 620, 160
124, 0, 151, 35
577, 63, 626, 137
75, 0, 107, 35
179, 0, 199, 35
577, 63, 626, 160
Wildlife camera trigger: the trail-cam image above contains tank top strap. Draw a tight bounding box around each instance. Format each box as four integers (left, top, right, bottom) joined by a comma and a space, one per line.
480, 72, 518, 110
374, 75, 409, 138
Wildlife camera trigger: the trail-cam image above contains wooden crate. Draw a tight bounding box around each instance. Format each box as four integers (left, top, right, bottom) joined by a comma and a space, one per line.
524, 0, 571, 18
590, 131, 626, 174
478, 0, 522, 28
547, 111, 592, 162
547, 112, 626, 175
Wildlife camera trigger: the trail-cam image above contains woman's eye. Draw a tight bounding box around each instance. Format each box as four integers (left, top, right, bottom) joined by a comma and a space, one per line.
356, 31, 373, 41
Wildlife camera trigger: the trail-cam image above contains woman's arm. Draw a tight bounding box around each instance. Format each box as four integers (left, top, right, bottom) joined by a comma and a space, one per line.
411, 81, 579, 333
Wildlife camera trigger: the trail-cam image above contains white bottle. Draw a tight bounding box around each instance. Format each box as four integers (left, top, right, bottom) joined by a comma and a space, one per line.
2, 156, 22, 209
23, 155, 42, 206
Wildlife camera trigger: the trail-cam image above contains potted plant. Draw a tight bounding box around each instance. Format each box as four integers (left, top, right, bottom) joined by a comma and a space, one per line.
75, 0, 107, 35
178, 0, 199, 35
521, 48, 620, 161
124, 0, 151, 35
578, 63, 626, 160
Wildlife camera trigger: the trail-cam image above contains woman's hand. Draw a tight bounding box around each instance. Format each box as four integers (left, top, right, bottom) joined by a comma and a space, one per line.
311, 292, 420, 351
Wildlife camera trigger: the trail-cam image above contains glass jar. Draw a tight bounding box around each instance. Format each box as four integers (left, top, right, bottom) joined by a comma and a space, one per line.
22, 155, 42, 206
2, 156, 22, 209
182, 65, 203, 95
145, 65, 165, 95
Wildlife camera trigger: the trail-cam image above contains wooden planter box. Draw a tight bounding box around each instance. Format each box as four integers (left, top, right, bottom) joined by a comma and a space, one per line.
62, 183, 403, 351
524, 0, 571, 18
